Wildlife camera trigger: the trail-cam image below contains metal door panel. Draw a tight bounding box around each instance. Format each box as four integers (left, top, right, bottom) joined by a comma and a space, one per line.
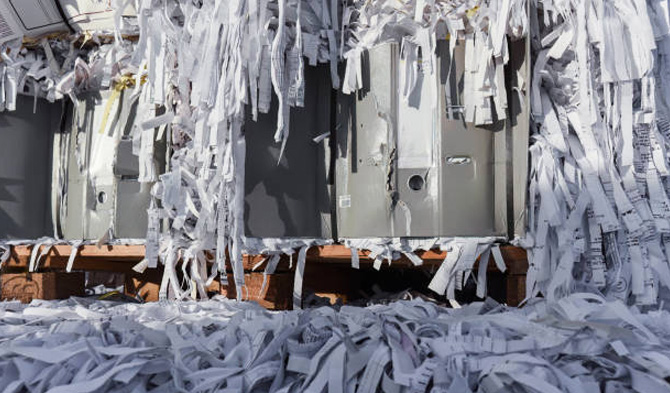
336, 44, 398, 238
58, 90, 163, 240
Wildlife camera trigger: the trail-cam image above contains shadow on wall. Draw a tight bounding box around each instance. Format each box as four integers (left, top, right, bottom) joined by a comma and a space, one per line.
244, 65, 332, 238
0, 95, 61, 240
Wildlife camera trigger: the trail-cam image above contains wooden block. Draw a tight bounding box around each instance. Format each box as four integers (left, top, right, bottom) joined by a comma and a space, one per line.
125, 277, 160, 302
124, 268, 164, 302
241, 254, 293, 272
1, 272, 85, 303
221, 272, 293, 310
505, 274, 527, 307
500, 247, 528, 275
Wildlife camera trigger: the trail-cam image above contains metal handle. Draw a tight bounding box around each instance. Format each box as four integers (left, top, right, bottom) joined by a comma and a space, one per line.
445, 155, 472, 165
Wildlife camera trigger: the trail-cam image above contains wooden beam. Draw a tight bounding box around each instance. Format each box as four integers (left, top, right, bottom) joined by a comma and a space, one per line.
11, 244, 145, 259
4, 244, 144, 272
244, 245, 527, 273
3, 244, 527, 275
1, 243, 528, 307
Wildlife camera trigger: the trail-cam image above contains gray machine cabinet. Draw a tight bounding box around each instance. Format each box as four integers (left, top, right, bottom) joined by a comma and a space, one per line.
55, 90, 165, 240
336, 39, 529, 238
244, 65, 332, 238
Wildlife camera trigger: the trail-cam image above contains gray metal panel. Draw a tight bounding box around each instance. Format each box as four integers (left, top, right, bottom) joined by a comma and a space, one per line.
57, 102, 84, 240
336, 44, 397, 238
115, 180, 152, 238
114, 139, 140, 176
508, 37, 530, 238
337, 39, 528, 238
60, 92, 109, 240
395, 53, 441, 236
436, 41, 502, 236
243, 65, 332, 238
58, 90, 163, 240
0, 95, 61, 239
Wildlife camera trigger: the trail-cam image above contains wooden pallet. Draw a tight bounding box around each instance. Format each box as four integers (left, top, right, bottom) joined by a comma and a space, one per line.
1, 244, 528, 306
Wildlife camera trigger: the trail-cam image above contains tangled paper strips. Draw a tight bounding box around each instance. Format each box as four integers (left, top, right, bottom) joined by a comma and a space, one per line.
1, 294, 670, 392
526, 0, 670, 306
131, 0, 344, 302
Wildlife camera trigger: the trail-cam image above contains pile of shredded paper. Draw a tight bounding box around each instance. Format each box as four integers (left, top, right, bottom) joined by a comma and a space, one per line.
1, 294, 670, 392
4, 0, 670, 307
526, 0, 670, 306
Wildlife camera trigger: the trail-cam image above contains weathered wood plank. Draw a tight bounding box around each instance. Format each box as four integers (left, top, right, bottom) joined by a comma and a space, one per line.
1, 272, 85, 303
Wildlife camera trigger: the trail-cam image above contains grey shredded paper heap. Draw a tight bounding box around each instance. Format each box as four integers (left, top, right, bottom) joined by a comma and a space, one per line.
1, 295, 670, 392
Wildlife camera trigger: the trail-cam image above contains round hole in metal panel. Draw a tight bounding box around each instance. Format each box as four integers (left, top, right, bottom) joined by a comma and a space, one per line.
97, 191, 107, 204
408, 175, 425, 191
